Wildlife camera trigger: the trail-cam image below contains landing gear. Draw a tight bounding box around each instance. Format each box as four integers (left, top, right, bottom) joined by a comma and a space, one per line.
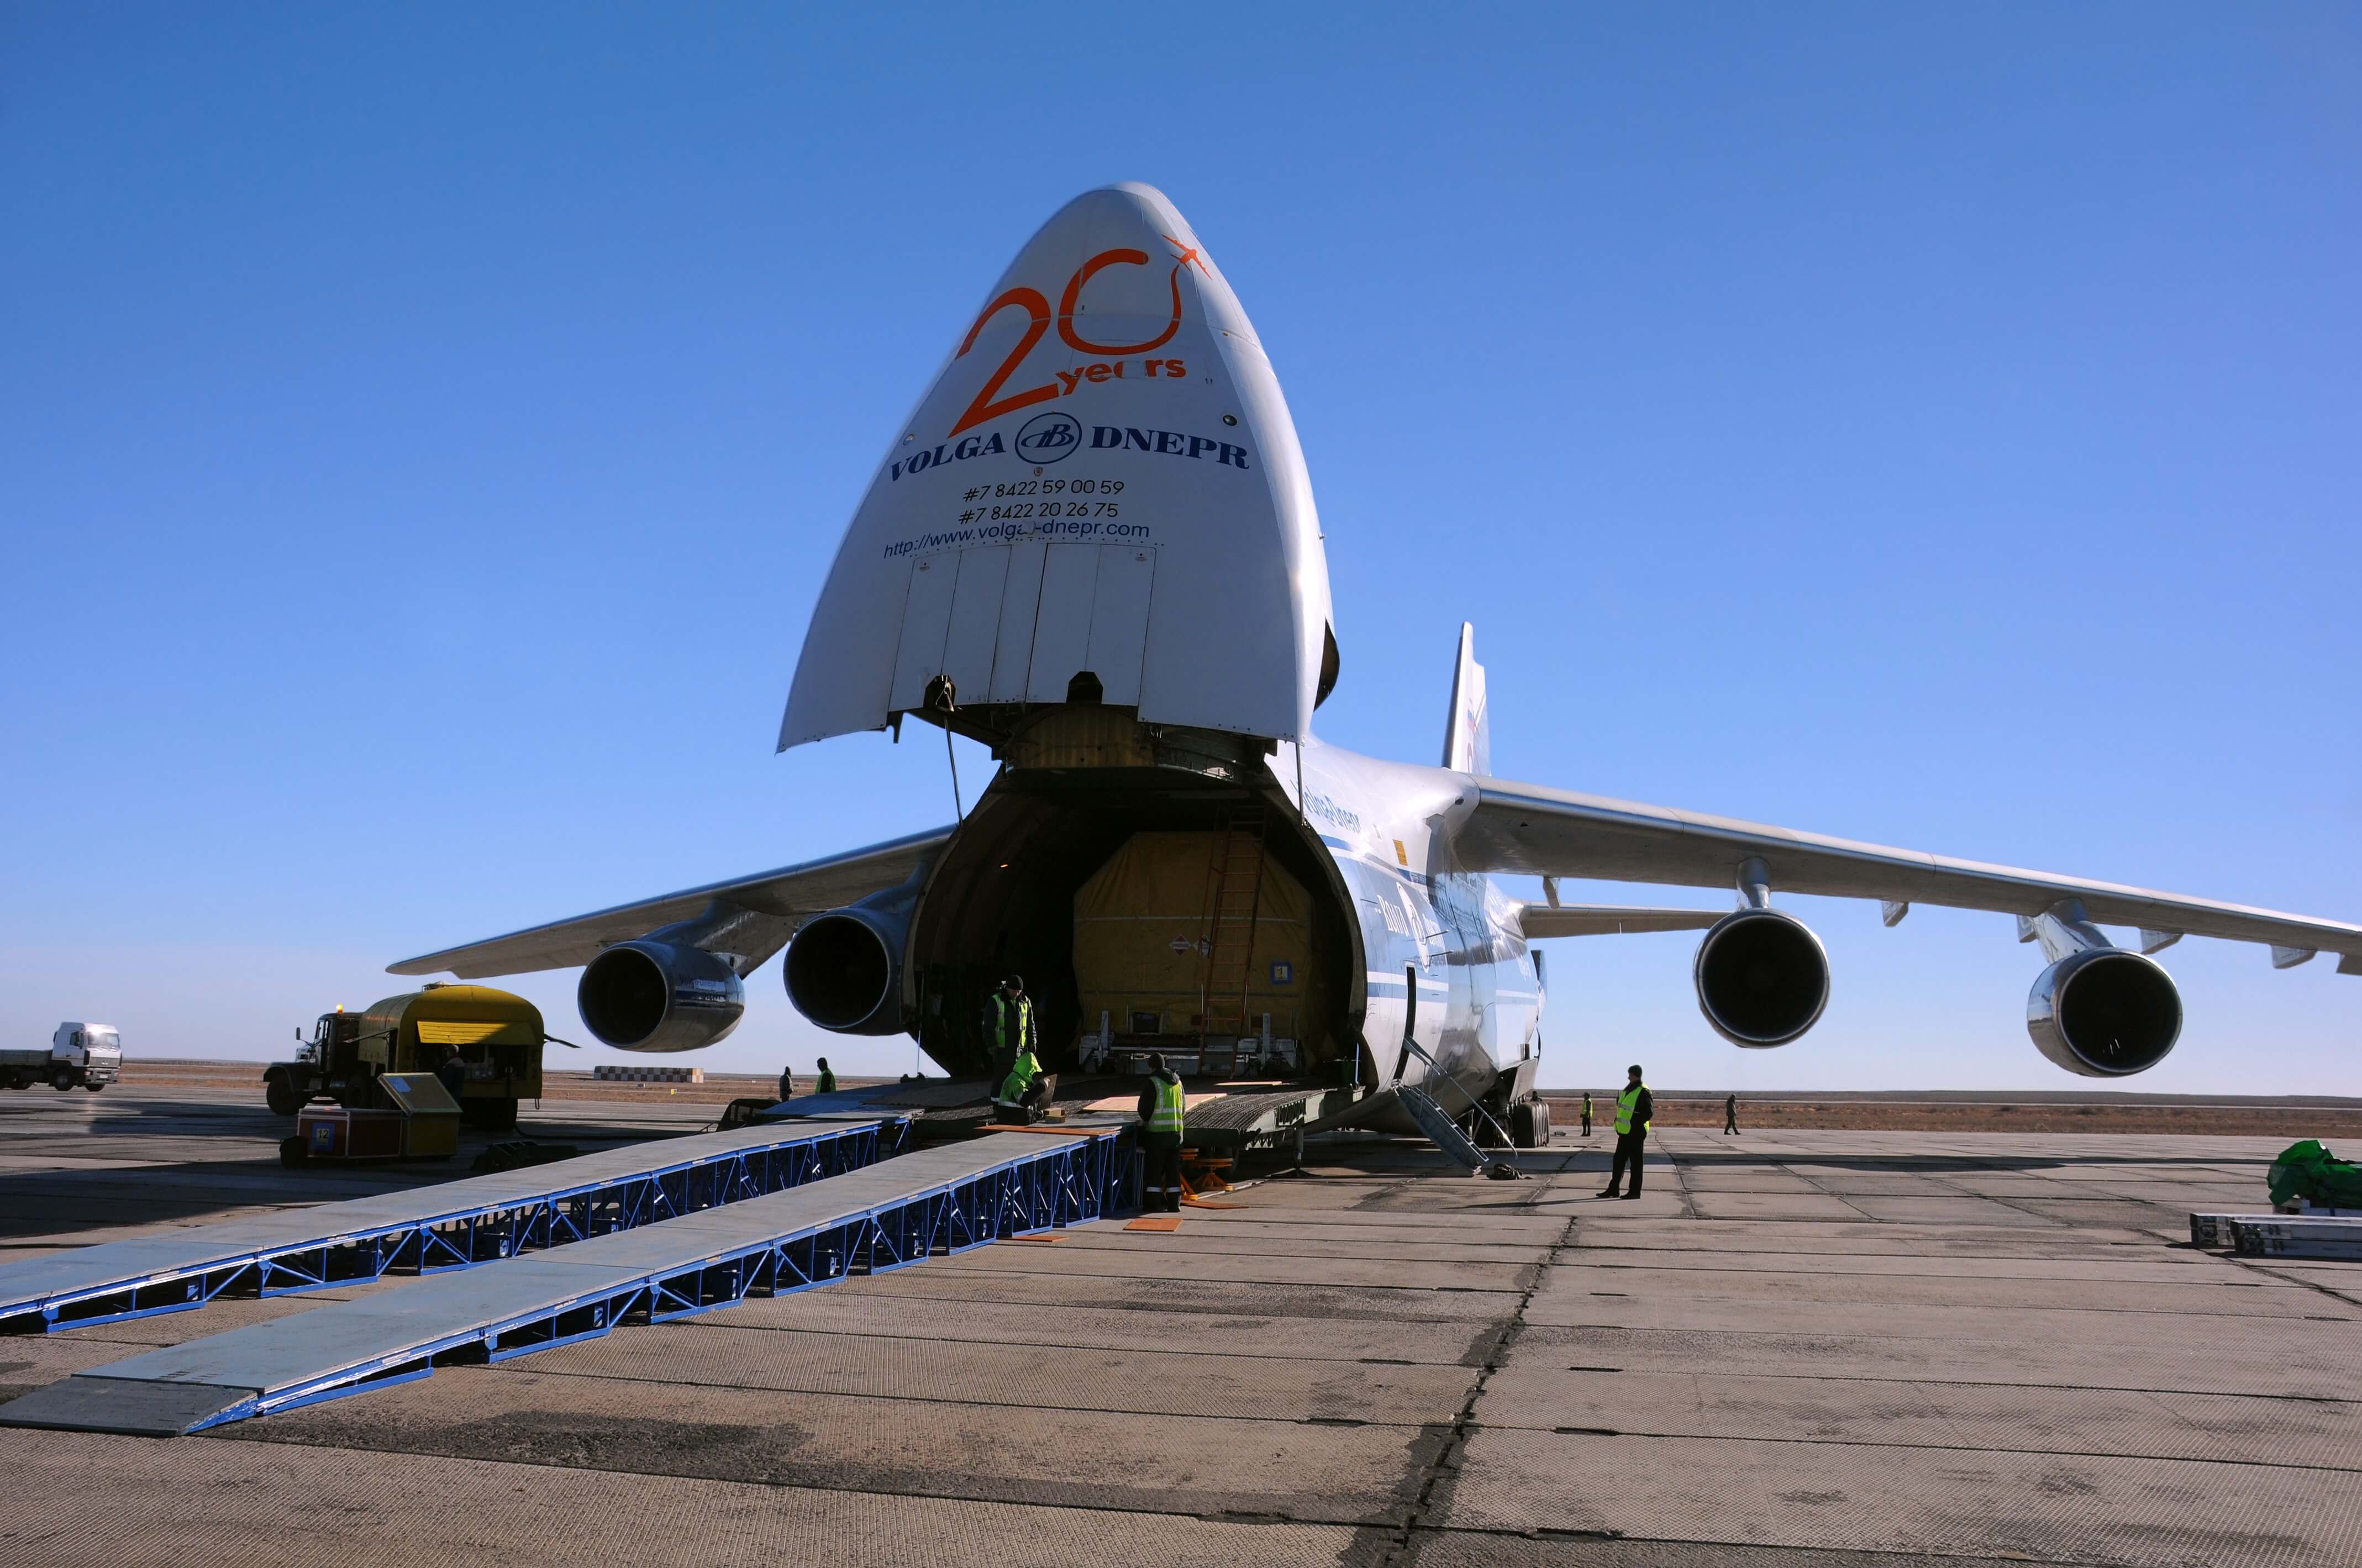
1511, 1098, 1551, 1149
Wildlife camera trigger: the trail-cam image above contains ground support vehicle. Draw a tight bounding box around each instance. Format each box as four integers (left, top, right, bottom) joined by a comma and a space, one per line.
265, 985, 545, 1129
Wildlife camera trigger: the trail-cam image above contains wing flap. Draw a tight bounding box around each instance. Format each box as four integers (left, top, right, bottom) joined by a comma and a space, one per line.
1461, 778, 2362, 962
388, 827, 954, 979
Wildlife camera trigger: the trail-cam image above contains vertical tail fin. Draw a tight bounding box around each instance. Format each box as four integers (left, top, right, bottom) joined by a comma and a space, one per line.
1442, 623, 1490, 775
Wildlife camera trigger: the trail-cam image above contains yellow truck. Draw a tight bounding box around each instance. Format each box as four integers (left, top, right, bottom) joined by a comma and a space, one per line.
265, 983, 545, 1129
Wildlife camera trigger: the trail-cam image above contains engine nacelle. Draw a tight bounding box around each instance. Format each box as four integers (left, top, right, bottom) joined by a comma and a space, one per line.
1695, 908, 1831, 1048
784, 890, 914, 1035
577, 941, 745, 1053
2027, 948, 2181, 1076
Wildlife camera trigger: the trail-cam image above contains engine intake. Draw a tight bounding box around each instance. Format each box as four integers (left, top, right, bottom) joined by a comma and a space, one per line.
1695, 908, 1831, 1048
2027, 948, 2181, 1076
785, 892, 912, 1035
578, 941, 745, 1053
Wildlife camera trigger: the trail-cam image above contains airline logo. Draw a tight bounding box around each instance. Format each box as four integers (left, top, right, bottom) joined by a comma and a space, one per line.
1015, 412, 1082, 464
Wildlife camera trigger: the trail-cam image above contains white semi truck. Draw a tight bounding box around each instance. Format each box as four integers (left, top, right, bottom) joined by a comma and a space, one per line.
1, 1023, 123, 1092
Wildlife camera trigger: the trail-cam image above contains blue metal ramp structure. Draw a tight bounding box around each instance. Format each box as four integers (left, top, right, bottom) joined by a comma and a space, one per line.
0, 1116, 906, 1336
0, 1127, 1130, 1436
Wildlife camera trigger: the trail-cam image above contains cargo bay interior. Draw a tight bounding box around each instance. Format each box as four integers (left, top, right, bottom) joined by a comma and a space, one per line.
903, 708, 1361, 1082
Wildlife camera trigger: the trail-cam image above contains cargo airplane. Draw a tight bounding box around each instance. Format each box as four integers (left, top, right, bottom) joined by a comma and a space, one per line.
393, 183, 2360, 1148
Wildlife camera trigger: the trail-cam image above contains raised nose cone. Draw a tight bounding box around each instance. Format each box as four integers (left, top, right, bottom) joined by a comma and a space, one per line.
781, 183, 1333, 750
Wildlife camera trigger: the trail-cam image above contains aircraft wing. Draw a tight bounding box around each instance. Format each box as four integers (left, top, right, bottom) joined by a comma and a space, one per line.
1518, 903, 1728, 938
387, 827, 954, 980
1459, 778, 2362, 969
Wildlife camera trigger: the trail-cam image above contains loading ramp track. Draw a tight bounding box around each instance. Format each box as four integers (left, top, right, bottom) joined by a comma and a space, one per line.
0, 1127, 1132, 1435
0, 1115, 907, 1336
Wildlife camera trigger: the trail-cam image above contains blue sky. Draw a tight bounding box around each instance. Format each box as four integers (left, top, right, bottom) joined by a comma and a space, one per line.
3, 5, 2355, 1091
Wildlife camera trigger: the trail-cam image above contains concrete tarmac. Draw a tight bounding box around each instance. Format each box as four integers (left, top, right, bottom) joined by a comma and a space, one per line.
2, 1084, 2359, 1566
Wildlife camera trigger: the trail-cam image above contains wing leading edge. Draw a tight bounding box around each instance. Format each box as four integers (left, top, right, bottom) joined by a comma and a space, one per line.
388, 827, 954, 980
1458, 778, 2362, 969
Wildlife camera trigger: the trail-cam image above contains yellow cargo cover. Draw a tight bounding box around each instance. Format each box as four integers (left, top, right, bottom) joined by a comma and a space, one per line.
358, 985, 545, 1099
1072, 832, 1324, 1057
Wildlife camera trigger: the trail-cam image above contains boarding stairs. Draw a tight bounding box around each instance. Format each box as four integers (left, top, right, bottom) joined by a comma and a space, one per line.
1196, 812, 1269, 1076
1382, 995, 1520, 1179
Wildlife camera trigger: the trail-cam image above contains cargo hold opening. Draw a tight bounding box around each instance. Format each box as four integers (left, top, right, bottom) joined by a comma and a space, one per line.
906, 771, 1355, 1082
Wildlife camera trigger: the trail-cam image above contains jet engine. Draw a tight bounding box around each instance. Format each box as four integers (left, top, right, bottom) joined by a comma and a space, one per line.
2027, 948, 2182, 1076
1694, 908, 1831, 1047
784, 888, 915, 1035
577, 941, 746, 1053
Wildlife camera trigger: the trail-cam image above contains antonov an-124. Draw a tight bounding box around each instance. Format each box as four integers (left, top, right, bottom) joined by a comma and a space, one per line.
393, 183, 2358, 1148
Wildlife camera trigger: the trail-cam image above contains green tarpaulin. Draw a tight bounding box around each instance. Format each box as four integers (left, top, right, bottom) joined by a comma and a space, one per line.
2266, 1140, 2362, 1209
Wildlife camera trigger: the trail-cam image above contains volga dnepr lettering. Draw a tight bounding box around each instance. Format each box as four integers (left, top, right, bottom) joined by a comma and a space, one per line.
1091, 425, 1249, 468
885, 423, 1247, 482
888, 431, 1006, 482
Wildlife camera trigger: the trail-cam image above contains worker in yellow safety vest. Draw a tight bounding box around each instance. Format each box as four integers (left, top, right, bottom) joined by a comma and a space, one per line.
982, 975, 1034, 1081
1134, 1053, 1186, 1212
993, 999, 1051, 1124
1598, 1064, 1653, 1200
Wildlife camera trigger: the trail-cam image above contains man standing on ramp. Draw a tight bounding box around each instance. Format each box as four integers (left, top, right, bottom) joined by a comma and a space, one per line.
1724, 1092, 1739, 1135
1135, 1053, 1185, 1213
1600, 1064, 1653, 1200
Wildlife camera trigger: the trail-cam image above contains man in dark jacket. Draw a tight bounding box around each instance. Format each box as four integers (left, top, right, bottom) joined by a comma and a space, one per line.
1135, 1054, 1186, 1213
1599, 1064, 1653, 1199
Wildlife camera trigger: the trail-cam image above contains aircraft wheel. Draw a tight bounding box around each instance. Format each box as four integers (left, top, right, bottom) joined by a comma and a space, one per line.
1510, 1101, 1539, 1149
1531, 1099, 1551, 1146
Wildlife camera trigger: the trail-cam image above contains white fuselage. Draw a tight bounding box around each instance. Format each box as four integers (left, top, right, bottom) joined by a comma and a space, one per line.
1277, 736, 1542, 1119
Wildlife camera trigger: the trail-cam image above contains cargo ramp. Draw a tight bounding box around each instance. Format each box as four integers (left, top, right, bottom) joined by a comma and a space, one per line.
0, 1127, 1128, 1435
0, 1116, 904, 1335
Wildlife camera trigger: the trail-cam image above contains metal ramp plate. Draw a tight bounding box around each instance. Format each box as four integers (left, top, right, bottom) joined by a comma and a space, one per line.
2190, 1212, 2283, 1248
0, 1116, 906, 1335
0, 1127, 1132, 1435
2229, 1213, 2362, 1259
